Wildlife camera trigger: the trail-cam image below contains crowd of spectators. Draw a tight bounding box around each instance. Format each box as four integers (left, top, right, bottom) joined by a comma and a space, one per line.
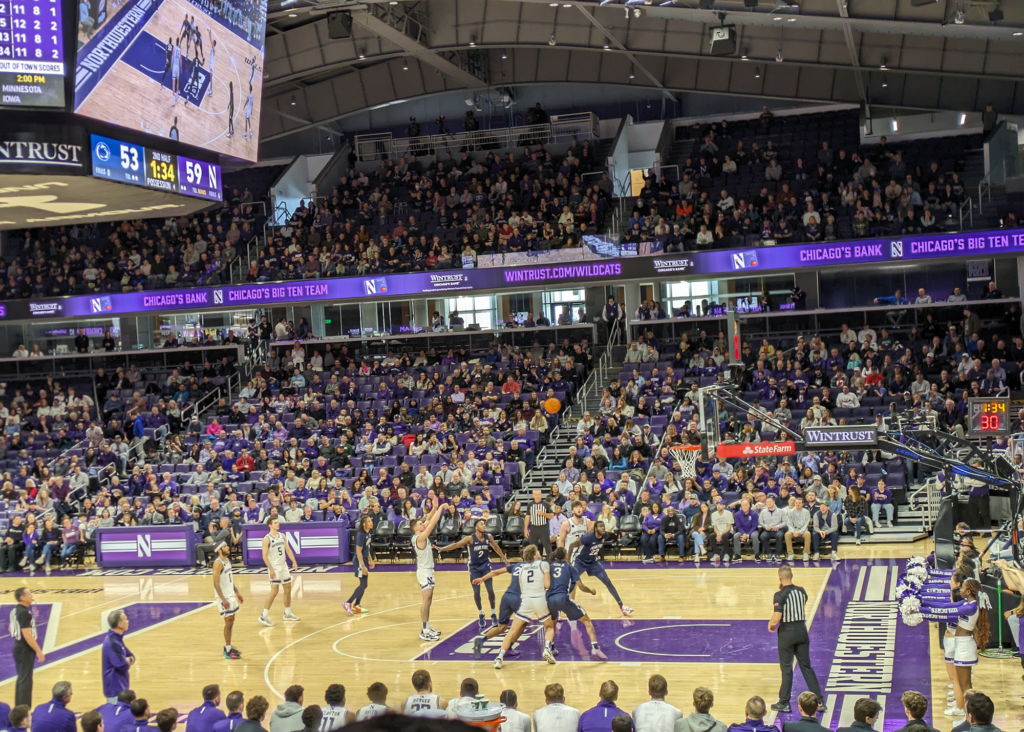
0, 333, 595, 571
619, 110, 993, 252
12, 674, 999, 732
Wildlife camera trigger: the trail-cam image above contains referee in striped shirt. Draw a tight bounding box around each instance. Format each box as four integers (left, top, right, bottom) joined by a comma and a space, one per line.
768, 565, 825, 714
527, 489, 554, 556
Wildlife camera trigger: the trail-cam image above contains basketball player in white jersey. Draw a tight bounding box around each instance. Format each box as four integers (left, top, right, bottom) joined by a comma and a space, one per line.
499, 690, 531, 732
320, 684, 355, 731
258, 517, 300, 626
207, 39, 216, 98
558, 500, 592, 563
171, 39, 181, 105
403, 670, 446, 718
494, 544, 554, 668
631, 674, 682, 732
243, 82, 253, 139
532, 683, 579, 732
355, 684, 388, 721
412, 504, 443, 641
212, 541, 243, 659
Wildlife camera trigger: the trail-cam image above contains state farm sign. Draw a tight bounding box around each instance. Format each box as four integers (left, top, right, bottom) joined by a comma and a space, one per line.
714, 441, 797, 458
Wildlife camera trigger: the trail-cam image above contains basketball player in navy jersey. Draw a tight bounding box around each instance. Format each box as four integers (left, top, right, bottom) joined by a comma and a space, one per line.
179, 14, 193, 55
227, 82, 234, 137
212, 541, 243, 659
546, 547, 607, 661
344, 515, 374, 615
159, 37, 173, 86
169, 117, 179, 141
469, 564, 524, 658
258, 517, 299, 626
438, 518, 509, 629
567, 522, 634, 616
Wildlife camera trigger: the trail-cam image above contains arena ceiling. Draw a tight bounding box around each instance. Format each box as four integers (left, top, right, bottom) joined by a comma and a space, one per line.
259, 0, 1024, 141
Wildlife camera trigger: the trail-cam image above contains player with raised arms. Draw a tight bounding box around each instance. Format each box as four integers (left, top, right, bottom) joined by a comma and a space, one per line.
438, 517, 509, 629
493, 544, 554, 668
212, 540, 243, 659
546, 547, 607, 661
469, 563, 524, 658
412, 504, 443, 641
567, 521, 633, 616
243, 82, 253, 139
258, 517, 300, 627
402, 670, 447, 718
559, 500, 593, 563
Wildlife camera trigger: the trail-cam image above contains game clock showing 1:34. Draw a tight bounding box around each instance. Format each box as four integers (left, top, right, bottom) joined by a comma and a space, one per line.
145, 149, 176, 190
967, 397, 1010, 437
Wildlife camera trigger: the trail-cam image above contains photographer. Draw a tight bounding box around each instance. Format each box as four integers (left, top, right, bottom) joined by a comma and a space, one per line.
406, 117, 424, 157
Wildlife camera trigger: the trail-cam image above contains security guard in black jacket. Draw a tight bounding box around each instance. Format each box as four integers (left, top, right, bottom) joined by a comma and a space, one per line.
769, 566, 825, 714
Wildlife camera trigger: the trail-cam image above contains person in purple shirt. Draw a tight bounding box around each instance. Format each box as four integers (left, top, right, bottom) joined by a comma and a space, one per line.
732, 499, 760, 562
95, 690, 136, 732
870, 479, 894, 527
185, 686, 226, 732
31, 681, 76, 732
579, 681, 632, 732
101, 609, 134, 702
211, 692, 245, 732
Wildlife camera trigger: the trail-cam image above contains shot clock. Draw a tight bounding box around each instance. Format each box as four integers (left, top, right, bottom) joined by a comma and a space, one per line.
967, 397, 1010, 438
90, 134, 222, 202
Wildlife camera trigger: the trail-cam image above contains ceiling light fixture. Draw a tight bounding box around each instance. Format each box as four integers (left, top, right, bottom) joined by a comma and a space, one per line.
754, 66, 761, 78
603, 44, 610, 49
287, 12, 295, 16
501, 49, 507, 58
787, 17, 795, 21
290, 94, 296, 105
280, 0, 295, 5
960, 113, 967, 125
891, 119, 899, 132
549, 33, 557, 45
403, 60, 409, 70
1014, 31, 1023, 35
469, 35, 476, 46
776, 49, 783, 62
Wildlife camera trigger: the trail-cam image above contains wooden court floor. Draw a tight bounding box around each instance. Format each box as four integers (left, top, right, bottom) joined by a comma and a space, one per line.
76, 0, 262, 157
1, 541, 1021, 731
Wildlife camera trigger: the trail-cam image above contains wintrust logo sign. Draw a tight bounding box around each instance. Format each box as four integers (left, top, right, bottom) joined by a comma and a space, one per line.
427, 273, 471, 292
28, 302, 62, 317
803, 426, 878, 447
715, 441, 797, 458
0, 141, 83, 168
652, 258, 694, 274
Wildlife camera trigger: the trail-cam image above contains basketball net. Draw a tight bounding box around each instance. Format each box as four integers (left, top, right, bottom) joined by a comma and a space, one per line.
670, 446, 701, 479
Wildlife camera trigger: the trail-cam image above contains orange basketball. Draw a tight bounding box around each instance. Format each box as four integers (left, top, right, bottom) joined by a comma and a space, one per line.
544, 398, 562, 414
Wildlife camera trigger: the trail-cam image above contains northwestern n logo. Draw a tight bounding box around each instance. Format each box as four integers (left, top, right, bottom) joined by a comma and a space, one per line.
136, 535, 152, 558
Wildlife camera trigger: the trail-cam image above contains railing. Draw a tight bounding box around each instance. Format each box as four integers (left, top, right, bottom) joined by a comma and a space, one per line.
353, 113, 599, 162
959, 196, 974, 230
979, 173, 992, 214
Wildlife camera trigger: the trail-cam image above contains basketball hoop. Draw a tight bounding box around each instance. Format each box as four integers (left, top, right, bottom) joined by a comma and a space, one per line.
670, 445, 703, 479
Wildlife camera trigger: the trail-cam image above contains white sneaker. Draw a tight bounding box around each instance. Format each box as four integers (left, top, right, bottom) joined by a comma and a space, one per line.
283, 610, 300, 621
258, 613, 274, 627
542, 647, 556, 664
831, 552, 840, 561
802, 553, 809, 561
855, 538, 861, 545
493, 656, 503, 669
812, 553, 820, 560
944, 707, 965, 718
787, 553, 795, 561
620, 605, 634, 616
419, 630, 438, 641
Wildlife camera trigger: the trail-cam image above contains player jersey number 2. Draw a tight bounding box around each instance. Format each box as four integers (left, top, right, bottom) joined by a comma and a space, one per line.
524, 568, 535, 584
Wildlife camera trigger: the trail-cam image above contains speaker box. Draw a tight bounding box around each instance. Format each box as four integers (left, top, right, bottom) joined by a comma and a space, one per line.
327, 11, 352, 39
709, 26, 736, 56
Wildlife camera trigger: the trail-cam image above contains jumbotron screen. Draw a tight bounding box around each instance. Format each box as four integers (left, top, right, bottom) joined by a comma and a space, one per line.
72, 0, 265, 161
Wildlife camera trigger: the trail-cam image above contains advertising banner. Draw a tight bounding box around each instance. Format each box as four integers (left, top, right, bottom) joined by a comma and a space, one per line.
95, 525, 198, 568
241, 522, 350, 566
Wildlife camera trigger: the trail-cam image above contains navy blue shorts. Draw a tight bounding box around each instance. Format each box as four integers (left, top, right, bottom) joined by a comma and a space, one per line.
548, 596, 586, 621
575, 561, 607, 583
497, 594, 520, 626
469, 565, 492, 581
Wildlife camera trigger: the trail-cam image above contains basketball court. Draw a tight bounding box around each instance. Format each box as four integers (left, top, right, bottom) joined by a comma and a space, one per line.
74, 0, 263, 157
4, 542, 1018, 731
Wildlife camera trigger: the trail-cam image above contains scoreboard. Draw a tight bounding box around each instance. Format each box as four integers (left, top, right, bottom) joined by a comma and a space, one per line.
90, 134, 223, 202
0, 0, 65, 108
967, 397, 1010, 438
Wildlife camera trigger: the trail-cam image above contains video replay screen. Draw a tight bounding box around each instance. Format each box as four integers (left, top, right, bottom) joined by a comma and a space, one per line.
73, 0, 266, 160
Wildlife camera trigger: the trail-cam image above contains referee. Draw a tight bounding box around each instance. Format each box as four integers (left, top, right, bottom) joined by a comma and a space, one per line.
527, 489, 554, 557
768, 566, 825, 714
10, 587, 44, 706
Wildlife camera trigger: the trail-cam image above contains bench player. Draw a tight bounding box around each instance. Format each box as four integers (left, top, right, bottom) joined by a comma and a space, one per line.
567, 521, 634, 616
493, 544, 554, 669
212, 540, 243, 659
258, 517, 300, 626
319, 684, 355, 731
403, 670, 447, 718
437, 517, 508, 629
546, 547, 607, 661
412, 504, 443, 641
